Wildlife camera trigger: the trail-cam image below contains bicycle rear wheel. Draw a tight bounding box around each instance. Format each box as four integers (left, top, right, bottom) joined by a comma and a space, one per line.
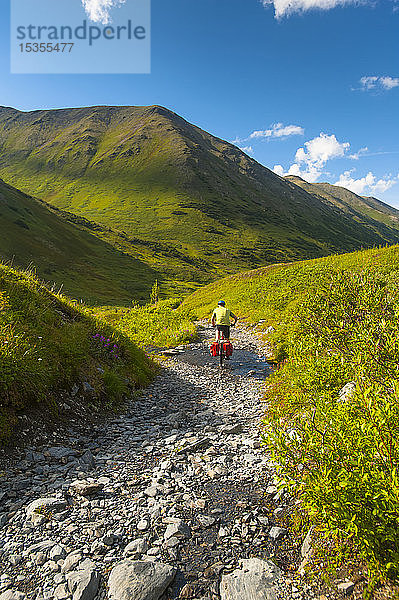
219, 335, 225, 368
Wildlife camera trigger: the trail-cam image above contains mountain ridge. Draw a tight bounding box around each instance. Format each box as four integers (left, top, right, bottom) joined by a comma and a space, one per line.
285, 175, 399, 229
1, 104, 399, 293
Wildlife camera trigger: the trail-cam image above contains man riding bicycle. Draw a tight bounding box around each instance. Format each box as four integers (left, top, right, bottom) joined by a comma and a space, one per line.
211, 300, 238, 341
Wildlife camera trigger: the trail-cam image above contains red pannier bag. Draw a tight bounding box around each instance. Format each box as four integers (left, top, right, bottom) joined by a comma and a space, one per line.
210, 341, 220, 357
223, 341, 233, 357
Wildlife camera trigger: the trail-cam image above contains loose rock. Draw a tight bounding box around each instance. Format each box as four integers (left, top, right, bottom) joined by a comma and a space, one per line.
220, 558, 282, 600
107, 560, 176, 600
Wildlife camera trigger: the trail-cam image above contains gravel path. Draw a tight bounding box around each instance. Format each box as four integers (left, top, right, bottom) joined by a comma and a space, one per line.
0, 324, 309, 600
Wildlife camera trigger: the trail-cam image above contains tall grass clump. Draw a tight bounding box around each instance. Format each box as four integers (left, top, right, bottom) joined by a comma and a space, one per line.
117, 298, 196, 348
0, 263, 155, 442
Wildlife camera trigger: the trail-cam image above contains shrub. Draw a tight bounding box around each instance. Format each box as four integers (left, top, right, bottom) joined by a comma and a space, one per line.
262, 270, 399, 578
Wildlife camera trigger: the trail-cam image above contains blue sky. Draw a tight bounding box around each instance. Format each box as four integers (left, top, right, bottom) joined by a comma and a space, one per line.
1, 0, 398, 205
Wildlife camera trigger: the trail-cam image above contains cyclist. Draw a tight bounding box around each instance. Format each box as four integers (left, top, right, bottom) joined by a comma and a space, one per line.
211, 300, 238, 341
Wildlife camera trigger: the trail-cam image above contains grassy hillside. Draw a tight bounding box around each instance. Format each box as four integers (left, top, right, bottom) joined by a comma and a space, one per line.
286, 175, 399, 230
1, 104, 399, 282
182, 244, 399, 580
0, 262, 155, 442
0, 178, 210, 304
96, 297, 197, 350
181, 244, 399, 323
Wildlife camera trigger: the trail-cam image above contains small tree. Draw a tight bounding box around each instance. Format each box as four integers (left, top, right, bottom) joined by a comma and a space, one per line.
150, 280, 159, 304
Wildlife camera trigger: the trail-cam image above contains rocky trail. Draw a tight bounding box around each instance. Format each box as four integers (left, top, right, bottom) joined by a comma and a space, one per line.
0, 324, 312, 600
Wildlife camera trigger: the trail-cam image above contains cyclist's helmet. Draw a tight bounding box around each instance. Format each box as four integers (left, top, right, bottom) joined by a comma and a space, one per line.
218, 300, 226, 306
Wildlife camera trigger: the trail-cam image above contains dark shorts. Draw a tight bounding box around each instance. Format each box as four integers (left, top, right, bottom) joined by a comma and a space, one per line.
217, 325, 230, 339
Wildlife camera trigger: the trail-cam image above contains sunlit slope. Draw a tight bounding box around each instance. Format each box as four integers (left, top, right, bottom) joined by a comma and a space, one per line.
0, 262, 154, 441
0, 105, 398, 277
285, 175, 399, 229
181, 244, 399, 324
0, 178, 163, 304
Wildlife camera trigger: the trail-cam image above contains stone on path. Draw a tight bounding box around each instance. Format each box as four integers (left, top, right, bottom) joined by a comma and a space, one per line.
61, 551, 83, 573
26, 497, 67, 522
176, 438, 210, 454
25, 539, 56, 556
78, 450, 96, 471
197, 515, 216, 528
54, 583, 70, 599
268, 526, 287, 540
108, 560, 176, 600
123, 538, 149, 558
69, 480, 103, 497
0, 592, 27, 600
137, 517, 150, 531
220, 558, 282, 600
337, 581, 355, 595
164, 519, 191, 540
46, 447, 77, 460
221, 423, 243, 435
66, 559, 99, 600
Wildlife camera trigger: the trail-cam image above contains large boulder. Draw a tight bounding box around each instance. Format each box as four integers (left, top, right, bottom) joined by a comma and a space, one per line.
108, 560, 176, 600
66, 559, 99, 600
26, 497, 67, 522
220, 558, 282, 600
69, 480, 103, 497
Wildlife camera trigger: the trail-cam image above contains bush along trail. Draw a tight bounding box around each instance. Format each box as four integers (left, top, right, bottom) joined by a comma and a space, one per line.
0, 322, 318, 600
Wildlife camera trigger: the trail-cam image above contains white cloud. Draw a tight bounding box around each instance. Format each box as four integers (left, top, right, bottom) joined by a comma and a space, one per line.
239, 146, 254, 155
81, 0, 126, 24
349, 147, 368, 160
232, 122, 304, 146
359, 76, 399, 92
284, 132, 350, 181
380, 76, 399, 90
273, 164, 285, 176
270, 131, 398, 197
296, 133, 350, 165
262, 0, 359, 19
335, 170, 399, 195
250, 123, 304, 139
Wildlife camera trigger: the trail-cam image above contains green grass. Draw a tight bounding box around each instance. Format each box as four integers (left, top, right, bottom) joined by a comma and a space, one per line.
0, 262, 155, 443
181, 244, 399, 326
94, 297, 197, 349
0, 178, 207, 304
182, 244, 399, 581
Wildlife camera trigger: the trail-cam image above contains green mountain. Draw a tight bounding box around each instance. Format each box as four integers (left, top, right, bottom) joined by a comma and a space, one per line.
0, 260, 153, 441
285, 175, 399, 230
0, 177, 187, 304
1, 104, 399, 285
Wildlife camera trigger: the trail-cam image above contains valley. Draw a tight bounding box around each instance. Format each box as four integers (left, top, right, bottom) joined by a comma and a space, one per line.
0, 105, 398, 303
